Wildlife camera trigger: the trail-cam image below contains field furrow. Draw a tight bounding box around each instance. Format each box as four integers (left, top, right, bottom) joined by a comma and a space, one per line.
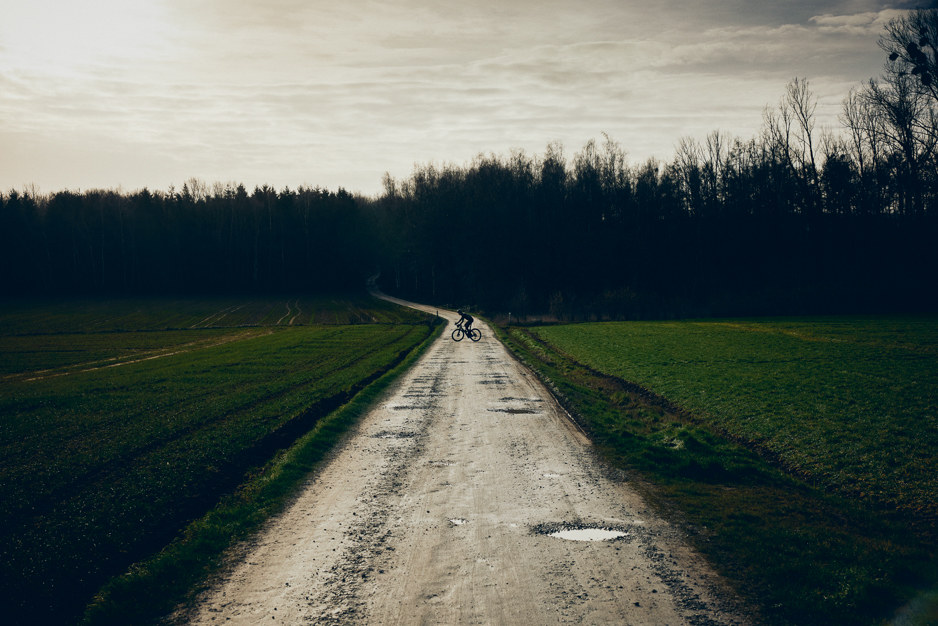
0, 296, 437, 625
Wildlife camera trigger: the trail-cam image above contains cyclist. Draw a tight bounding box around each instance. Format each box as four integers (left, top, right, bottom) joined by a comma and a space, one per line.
456, 309, 474, 334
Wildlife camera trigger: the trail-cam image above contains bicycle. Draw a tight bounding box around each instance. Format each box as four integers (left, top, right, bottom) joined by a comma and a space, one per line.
452, 320, 482, 342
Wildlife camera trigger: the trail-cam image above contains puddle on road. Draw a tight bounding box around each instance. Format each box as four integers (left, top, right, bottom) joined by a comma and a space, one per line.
549, 528, 628, 542
487, 407, 540, 414
372, 430, 420, 439
533, 522, 630, 542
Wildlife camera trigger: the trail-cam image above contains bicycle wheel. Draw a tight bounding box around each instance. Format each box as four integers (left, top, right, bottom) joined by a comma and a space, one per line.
468, 328, 482, 342
451, 328, 465, 341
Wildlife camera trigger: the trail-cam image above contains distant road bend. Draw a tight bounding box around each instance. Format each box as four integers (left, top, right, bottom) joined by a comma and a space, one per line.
183, 293, 747, 624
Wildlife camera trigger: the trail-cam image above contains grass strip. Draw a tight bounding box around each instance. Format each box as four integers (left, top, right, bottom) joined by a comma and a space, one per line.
81, 318, 443, 625
496, 324, 935, 625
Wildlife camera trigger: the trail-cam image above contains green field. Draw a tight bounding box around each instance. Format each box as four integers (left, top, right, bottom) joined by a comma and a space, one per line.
0, 296, 437, 625
531, 317, 938, 520
502, 316, 938, 625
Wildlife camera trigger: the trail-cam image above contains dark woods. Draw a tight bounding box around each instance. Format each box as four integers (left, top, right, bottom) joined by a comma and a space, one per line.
0, 184, 376, 295
383, 10, 938, 318
377, 135, 936, 320
3, 10, 938, 318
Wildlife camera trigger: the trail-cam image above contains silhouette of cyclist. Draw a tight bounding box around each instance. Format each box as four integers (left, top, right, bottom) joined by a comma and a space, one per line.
456, 309, 474, 333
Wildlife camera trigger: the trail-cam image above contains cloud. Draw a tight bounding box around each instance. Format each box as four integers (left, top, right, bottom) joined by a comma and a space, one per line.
0, 0, 914, 194
0, 0, 177, 77
810, 9, 908, 35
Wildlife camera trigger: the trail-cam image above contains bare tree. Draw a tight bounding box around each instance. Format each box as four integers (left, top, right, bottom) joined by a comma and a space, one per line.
864, 54, 936, 215
674, 136, 703, 214
786, 78, 819, 170
881, 9, 938, 105
762, 102, 794, 171
703, 130, 730, 207
841, 87, 874, 177
785, 78, 822, 213
840, 85, 893, 214
184, 177, 210, 203
599, 132, 628, 195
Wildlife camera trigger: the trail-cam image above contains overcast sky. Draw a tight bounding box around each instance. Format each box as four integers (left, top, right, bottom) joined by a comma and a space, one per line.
0, 1, 930, 196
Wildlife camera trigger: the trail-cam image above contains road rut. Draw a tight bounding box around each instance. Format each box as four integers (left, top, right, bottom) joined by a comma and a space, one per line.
183, 304, 746, 624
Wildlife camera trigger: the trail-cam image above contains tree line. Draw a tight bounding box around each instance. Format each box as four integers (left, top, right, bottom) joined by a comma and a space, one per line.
0, 183, 379, 295
375, 11, 938, 318
2, 10, 937, 318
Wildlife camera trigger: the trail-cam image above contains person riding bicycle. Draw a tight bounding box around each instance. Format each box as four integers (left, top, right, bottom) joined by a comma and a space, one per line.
456, 309, 474, 333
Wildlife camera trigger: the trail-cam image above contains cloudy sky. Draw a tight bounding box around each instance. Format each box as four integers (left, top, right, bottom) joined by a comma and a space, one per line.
0, 0, 929, 196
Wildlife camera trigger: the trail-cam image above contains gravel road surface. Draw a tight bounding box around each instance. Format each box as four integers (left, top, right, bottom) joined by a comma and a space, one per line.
183, 300, 747, 625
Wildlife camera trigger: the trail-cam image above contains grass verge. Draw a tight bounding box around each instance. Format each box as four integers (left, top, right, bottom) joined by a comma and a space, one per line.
81, 317, 443, 625
496, 323, 935, 625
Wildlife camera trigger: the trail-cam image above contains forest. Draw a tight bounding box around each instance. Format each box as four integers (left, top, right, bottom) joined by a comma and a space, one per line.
2, 10, 937, 319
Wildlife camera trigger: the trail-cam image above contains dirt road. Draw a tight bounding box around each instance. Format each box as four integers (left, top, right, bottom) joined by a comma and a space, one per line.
183, 303, 747, 625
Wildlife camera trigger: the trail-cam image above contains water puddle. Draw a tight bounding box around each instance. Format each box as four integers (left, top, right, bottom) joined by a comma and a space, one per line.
549, 527, 628, 542
532, 522, 630, 542
487, 407, 539, 414
372, 430, 420, 439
